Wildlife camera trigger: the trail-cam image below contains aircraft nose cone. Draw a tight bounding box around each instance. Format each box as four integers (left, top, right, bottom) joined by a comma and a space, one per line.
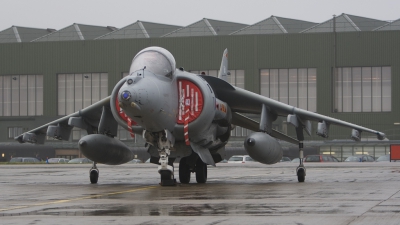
79, 140, 87, 147
121, 91, 131, 101
246, 138, 256, 147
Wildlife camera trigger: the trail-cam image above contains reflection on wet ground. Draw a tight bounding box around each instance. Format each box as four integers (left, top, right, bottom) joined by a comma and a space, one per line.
3, 201, 347, 217
1, 163, 400, 225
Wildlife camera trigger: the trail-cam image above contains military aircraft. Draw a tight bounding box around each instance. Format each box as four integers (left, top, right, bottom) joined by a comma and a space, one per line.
15, 46, 386, 186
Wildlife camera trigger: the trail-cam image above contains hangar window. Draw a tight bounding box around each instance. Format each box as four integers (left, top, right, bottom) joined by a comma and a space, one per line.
231, 126, 253, 137
72, 127, 87, 141
260, 68, 317, 112
192, 69, 245, 137
334, 67, 391, 112
0, 75, 43, 116
190, 69, 245, 89
71, 125, 140, 142
116, 125, 137, 142
58, 73, 108, 115
8, 127, 23, 139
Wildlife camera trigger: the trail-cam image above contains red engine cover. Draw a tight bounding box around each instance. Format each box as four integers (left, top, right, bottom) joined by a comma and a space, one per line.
115, 96, 129, 123
177, 79, 204, 124
115, 95, 136, 137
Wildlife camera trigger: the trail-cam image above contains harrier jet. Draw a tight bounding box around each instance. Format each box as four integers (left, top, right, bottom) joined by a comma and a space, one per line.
15, 47, 386, 186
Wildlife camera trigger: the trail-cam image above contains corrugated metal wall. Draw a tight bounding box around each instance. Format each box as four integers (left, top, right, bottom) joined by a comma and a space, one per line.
0, 31, 399, 142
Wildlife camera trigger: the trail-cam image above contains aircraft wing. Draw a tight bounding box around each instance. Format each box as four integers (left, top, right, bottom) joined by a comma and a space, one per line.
201, 75, 385, 141
232, 112, 299, 145
15, 97, 111, 144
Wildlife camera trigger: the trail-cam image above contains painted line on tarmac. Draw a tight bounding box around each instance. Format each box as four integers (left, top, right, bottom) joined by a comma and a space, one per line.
0, 185, 158, 212
209, 173, 268, 181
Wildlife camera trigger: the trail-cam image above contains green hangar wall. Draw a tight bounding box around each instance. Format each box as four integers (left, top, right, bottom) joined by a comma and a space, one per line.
0, 30, 399, 145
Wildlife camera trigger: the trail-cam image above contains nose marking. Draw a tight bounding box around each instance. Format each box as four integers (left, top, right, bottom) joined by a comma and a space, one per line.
121, 91, 131, 101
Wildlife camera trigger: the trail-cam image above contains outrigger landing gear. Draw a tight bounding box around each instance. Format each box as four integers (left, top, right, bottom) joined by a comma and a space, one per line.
89, 162, 99, 184
296, 141, 306, 182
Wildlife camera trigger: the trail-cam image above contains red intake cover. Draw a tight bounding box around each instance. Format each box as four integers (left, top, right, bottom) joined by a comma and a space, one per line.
115, 95, 137, 138
177, 79, 204, 124
115, 96, 130, 123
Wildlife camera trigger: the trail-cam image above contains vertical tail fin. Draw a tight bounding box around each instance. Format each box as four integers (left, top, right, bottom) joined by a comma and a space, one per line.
218, 48, 229, 81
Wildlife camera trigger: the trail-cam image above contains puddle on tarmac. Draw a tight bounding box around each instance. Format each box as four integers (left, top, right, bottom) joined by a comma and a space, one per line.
0, 203, 345, 217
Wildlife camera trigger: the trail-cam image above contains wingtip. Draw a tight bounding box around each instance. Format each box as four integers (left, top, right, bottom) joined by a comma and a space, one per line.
377, 132, 386, 140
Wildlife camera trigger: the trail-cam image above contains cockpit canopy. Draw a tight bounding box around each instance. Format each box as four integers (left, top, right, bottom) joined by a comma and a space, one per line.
129, 47, 176, 78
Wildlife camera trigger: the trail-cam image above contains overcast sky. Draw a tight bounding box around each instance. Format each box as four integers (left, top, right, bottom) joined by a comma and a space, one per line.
1, 0, 399, 31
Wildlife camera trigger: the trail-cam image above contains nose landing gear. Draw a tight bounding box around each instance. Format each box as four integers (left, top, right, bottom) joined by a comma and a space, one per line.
158, 148, 176, 186
154, 130, 176, 186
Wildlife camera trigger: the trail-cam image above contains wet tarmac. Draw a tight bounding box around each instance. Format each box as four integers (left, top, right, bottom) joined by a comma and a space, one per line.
1, 162, 400, 225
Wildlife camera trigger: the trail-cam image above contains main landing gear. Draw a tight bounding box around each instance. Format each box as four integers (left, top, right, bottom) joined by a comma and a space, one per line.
90, 162, 99, 184
296, 141, 306, 182
179, 157, 191, 183
179, 156, 207, 184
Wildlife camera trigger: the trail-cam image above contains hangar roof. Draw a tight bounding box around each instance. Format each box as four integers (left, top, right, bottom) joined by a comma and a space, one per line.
301, 13, 388, 33
0, 26, 55, 43
162, 18, 248, 37
374, 18, 400, 31
96, 21, 181, 39
2, 14, 396, 43
32, 23, 117, 42
231, 16, 317, 35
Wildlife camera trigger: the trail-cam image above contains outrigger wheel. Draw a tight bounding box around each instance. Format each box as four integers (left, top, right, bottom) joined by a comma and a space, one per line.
297, 167, 305, 182
89, 162, 99, 184
90, 169, 99, 184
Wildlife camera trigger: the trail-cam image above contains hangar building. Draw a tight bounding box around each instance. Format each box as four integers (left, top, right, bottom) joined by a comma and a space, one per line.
0, 14, 399, 161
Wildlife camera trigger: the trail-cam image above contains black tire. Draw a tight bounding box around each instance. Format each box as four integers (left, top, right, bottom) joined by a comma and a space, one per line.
90, 170, 99, 184
195, 158, 207, 183
297, 168, 305, 182
160, 170, 172, 181
179, 157, 191, 184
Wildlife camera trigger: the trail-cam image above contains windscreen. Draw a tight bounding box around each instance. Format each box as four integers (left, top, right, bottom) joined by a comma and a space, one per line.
10, 158, 22, 162
345, 156, 359, 162
305, 155, 320, 162
229, 156, 243, 162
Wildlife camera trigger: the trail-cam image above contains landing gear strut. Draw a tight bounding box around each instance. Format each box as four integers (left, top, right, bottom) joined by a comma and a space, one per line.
296, 141, 306, 182
154, 130, 176, 186
90, 162, 99, 184
158, 148, 176, 186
